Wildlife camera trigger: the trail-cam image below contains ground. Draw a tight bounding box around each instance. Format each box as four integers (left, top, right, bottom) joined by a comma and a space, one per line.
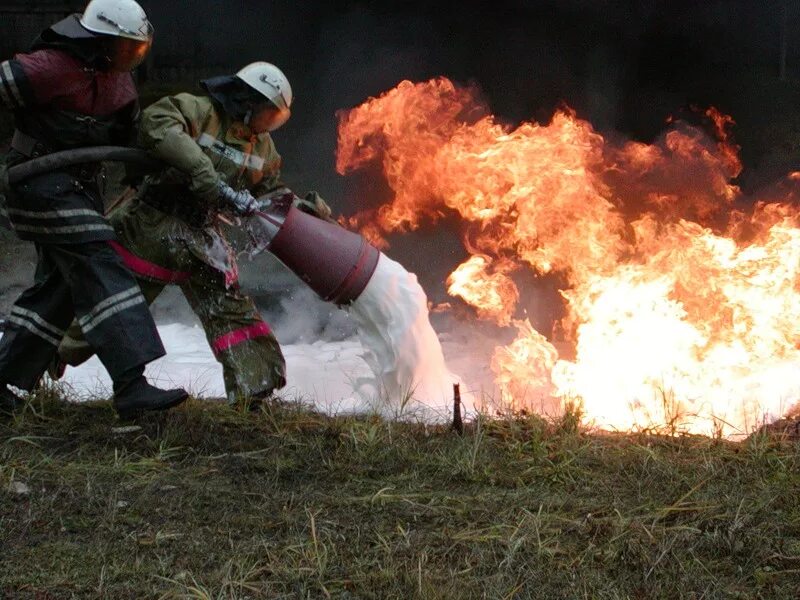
2, 391, 800, 599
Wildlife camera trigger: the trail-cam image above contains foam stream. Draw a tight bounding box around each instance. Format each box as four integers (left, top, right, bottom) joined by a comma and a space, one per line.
348, 253, 473, 420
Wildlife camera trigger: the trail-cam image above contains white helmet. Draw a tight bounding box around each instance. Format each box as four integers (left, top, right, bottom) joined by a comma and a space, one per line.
80, 0, 153, 42
236, 62, 293, 131
237, 62, 293, 111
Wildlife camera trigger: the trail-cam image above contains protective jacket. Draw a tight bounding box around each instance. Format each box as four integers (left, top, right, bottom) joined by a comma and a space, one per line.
134, 93, 282, 283
140, 93, 281, 209
1, 14, 139, 244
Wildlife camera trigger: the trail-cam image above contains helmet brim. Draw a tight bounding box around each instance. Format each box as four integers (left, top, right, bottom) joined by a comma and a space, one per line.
80, 14, 154, 42
53, 14, 101, 39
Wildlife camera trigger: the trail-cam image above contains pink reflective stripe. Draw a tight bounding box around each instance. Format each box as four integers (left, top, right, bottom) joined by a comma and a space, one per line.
108, 241, 191, 284
212, 322, 272, 354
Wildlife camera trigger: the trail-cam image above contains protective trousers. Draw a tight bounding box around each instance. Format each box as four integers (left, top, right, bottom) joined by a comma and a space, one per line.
155, 271, 286, 400
0, 171, 165, 391
0, 240, 165, 390
58, 201, 286, 400
61, 264, 286, 401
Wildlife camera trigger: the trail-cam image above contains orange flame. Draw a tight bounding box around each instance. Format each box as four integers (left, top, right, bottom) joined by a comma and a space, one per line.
491, 319, 558, 412
337, 78, 800, 437
446, 256, 518, 326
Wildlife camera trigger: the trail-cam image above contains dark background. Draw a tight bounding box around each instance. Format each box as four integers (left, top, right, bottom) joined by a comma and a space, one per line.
2, 2, 800, 184
146, 0, 800, 186
2, 1, 800, 323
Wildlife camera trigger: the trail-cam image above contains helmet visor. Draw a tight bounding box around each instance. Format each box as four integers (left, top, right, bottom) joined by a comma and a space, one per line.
250, 104, 291, 133
110, 36, 152, 71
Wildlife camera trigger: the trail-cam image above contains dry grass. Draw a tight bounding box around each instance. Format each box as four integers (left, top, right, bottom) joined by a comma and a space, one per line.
1, 389, 800, 599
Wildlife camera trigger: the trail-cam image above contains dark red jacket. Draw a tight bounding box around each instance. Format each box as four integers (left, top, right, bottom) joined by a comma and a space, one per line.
1, 48, 136, 116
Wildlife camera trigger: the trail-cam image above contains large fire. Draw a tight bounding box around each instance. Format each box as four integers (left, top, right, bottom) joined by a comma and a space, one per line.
336, 78, 800, 437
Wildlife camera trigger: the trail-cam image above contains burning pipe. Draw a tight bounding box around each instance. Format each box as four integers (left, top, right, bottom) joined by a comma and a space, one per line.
6, 146, 381, 305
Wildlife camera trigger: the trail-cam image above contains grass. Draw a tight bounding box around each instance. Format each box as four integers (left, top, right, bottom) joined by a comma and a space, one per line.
1, 390, 800, 599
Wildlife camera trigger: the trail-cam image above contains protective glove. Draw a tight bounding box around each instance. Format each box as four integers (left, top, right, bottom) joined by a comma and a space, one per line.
257, 186, 298, 211
297, 191, 333, 221
217, 181, 257, 216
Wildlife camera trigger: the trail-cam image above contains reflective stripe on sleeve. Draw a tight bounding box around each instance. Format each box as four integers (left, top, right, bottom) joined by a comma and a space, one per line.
0, 73, 13, 109
0, 61, 24, 108
197, 133, 265, 171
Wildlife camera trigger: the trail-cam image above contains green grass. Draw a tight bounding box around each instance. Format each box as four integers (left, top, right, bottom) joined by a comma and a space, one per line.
2, 390, 800, 599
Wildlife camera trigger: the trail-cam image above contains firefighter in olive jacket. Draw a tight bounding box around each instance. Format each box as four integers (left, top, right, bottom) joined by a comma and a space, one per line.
0, 0, 188, 419
58, 62, 331, 403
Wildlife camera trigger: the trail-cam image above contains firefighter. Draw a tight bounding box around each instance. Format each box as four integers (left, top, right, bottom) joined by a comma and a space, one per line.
57, 62, 331, 405
0, 0, 189, 419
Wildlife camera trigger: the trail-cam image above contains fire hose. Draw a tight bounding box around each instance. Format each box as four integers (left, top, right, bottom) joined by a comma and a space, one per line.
3, 146, 380, 305
7, 146, 160, 184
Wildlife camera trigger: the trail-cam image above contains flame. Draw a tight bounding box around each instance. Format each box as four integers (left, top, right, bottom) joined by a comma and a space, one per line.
491, 319, 558, 412
337, 78, 800, 437
446, 256, 518, 326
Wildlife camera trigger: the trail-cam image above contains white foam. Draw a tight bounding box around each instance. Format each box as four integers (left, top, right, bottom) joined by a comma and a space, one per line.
348, 253, 474, 420
24, 323, 377, 414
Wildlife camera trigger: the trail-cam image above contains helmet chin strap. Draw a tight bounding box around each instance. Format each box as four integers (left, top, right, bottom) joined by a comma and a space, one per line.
244, 110, 253, 126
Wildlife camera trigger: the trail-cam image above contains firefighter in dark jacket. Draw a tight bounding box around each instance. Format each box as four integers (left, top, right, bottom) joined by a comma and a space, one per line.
0, 0, 188, 419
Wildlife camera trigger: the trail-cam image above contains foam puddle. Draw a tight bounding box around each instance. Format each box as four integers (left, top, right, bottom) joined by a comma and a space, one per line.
348, 253, 473, 421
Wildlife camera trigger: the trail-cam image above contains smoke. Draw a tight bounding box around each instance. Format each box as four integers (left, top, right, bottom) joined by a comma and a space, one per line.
237, 253, 356, 344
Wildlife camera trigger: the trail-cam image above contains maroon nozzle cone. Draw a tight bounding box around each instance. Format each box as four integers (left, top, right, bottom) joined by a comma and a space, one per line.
267, 206, 380, 305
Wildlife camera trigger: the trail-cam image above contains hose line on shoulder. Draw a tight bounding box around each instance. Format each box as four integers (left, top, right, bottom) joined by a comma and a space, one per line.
7, 146, 161, 184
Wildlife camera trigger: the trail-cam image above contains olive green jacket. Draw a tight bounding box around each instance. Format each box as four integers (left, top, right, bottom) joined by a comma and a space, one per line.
114, 93, 284, 285
139, 93, 282, 203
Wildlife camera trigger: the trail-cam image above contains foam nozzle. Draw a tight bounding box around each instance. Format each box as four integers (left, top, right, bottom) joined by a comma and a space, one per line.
246, 196, 380, 306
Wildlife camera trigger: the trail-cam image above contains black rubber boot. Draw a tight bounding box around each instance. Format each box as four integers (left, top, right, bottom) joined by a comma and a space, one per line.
47, 355, 67, 381
0, 384, 23, 418
112, 368, 189, 420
